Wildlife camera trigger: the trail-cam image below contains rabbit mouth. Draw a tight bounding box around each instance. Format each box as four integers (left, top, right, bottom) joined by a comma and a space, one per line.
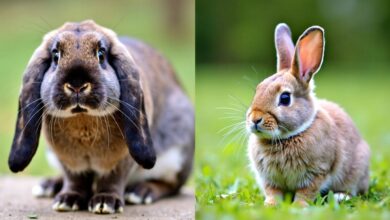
253, 128, 282, 139
70, 105, 88, 114
247, 121, 280, 138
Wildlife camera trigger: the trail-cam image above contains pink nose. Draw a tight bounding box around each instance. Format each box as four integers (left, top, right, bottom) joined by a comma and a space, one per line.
64, 83, 91, 93
253, 117, 263, 125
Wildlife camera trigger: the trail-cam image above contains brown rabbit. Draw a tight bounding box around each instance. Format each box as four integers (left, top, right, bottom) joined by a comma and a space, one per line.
246, 23, 370, 207
8, 20, 194, 214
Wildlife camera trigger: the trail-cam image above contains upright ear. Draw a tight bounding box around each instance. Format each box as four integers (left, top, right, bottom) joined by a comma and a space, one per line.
275, 23, 295, 71
110, 40, 156, 169
291, 26, 325, 85
8, 43, 50, 172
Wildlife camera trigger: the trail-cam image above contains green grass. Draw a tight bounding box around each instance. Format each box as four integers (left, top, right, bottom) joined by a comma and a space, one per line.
195, 64, 390, 219
0, 0, 194, 176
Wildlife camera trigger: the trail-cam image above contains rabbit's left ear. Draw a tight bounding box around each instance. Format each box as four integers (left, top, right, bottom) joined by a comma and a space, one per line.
110, 41, 156, 169
291, 26, 325, 85
8, 43, 51, 172
275, 23, 295, 71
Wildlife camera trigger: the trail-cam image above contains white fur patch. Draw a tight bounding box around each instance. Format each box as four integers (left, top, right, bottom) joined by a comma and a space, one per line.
334, 193, 351, 202
52, 201, 72, 211
130, 147, 184, 184
46, 102, 119, 118
125, 193, 143, 204
282, 107, 318, 139
144, 196, 153, 205
46, 148, 62, 171
32, 184, 56, 198
72, 203, 79, 211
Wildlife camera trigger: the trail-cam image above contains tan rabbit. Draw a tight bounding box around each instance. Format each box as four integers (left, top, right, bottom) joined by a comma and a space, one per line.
246, 23, 370, 207
8, 20, 194, 214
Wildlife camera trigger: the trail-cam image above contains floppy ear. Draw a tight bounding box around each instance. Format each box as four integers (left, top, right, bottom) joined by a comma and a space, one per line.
110, 41, 156, 169
275, 23, 295, 71
8, 44, 51, 172
291, 26, 325, 85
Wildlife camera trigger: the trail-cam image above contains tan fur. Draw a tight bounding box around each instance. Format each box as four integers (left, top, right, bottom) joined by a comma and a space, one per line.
39, 20, 188, 175
10, 20, 194, 213
43, 113, 129, 174
247, 24, 370, 207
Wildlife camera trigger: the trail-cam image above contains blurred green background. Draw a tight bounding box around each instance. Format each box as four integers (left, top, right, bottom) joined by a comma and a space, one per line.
196, 0, 390, 219
0, 0, 194, 176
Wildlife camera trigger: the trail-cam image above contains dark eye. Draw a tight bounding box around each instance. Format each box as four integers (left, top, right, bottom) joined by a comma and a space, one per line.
97, 48, 106, 64
279, 92, 291, 106
52, 49, 60, 64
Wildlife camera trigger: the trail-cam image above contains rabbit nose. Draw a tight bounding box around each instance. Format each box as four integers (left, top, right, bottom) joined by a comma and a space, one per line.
254, 118, 263, 125
64, 82, 91, 94
253, 118, 263, 131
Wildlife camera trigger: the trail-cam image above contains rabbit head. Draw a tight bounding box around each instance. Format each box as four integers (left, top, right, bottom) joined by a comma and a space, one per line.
246, 23, 325, 139
9, 20, 155, 172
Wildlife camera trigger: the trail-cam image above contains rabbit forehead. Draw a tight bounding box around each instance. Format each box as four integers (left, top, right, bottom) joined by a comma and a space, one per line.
48, 20, 114, 52
253, 71, 298, 106
58, 20, 106, 33
60, 32, 101, 55
58, 31, 103, 47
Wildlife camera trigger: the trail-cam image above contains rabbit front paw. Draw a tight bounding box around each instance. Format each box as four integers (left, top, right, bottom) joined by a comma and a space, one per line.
88, 193, 124, 214
53, 192, 87, 211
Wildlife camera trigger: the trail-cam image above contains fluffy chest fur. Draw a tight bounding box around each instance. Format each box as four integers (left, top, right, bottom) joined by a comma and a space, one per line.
43, 113, 129, 174
248, 132, 332, 191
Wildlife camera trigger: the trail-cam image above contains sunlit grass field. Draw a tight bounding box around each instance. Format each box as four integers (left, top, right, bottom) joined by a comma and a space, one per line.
195, 64, 390, 219
0, 1, 194, 176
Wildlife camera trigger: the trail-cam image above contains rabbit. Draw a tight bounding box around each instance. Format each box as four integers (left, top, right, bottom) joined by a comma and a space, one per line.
246, 23, 370, 207
8, 20, 194, 214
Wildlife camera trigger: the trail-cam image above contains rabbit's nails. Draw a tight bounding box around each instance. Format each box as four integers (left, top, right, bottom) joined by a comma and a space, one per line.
88, 193, 123, 214
264, 197, 279, 207
333, 193, 351, 202
32, 177, 63, 198
125, 181, 175, 205
53, 192, 87, 212
125, 183, 156, 205
293, 198, 310, 207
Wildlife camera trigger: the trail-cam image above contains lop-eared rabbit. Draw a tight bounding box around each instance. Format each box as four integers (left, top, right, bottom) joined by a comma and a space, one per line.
246, 24, 370, 207
8, 20, 194, 214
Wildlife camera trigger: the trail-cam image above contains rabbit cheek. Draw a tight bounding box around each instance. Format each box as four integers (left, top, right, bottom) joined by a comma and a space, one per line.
50, 79, 105, 114
247, 110, 279, 137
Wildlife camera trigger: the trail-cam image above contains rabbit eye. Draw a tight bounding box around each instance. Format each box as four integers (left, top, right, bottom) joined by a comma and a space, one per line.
97, 48, 106, 64
52, 49, 60, 64
279, 92, 291, 106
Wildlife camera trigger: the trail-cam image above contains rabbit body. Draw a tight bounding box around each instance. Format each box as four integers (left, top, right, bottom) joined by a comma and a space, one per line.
246, 24, 370, 206
9, 20, 194, 214
248, 100, 370, 197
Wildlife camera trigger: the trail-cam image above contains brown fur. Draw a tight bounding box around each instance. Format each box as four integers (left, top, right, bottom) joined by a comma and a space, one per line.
9, 20, 194, 214
43, 113, 128, 174
247, 24, 370, 207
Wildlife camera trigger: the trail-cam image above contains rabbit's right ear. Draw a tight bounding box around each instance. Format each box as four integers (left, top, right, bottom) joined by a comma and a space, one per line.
275, 23, 295, 71
291, 26, 325, 86
8, 43, 51, 173
109, 39, 156, 170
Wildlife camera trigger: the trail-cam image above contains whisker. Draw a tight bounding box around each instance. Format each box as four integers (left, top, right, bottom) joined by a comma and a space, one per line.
108, 113, 125, 140
39, 16, 53, 30
89, 117, 99, 148
228, 95, 248, 109
103, 115, 111, 149
106, 101, 141, 132
19, 104, 46, 138
19, 98, 42, 112
216, 107, 244, 112
107, 96, 141, 114
217, 121, 246, 134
